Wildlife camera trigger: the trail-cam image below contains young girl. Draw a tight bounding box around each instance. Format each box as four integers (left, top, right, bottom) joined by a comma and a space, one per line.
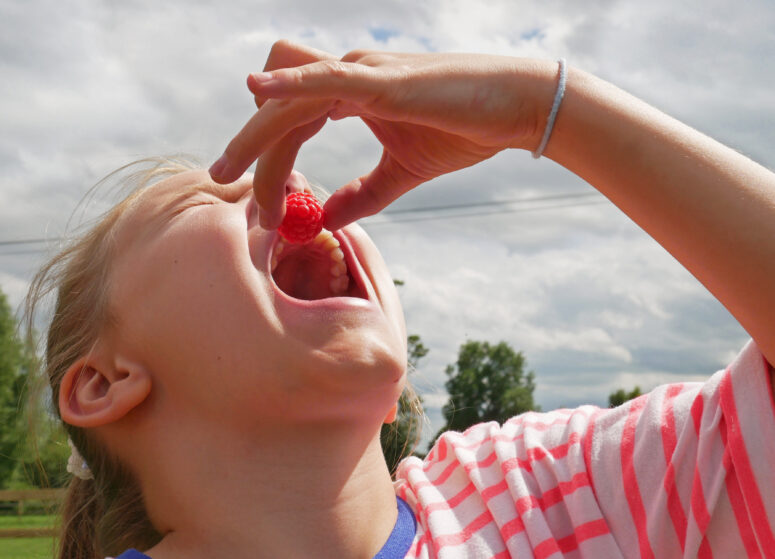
28, 40, 774, 558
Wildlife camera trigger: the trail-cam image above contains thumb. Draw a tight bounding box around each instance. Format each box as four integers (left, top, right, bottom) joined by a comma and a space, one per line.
323, 151, 424, 231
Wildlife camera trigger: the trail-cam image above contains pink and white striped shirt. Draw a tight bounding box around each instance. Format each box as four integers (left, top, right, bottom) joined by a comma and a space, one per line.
394, 340, 775, 558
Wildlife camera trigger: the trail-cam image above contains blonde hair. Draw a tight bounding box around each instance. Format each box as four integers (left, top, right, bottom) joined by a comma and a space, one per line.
23, 156, 425, 557
24, 157, 197, 558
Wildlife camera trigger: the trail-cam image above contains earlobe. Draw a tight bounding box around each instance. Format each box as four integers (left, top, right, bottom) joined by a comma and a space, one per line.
383, 402, 398, 424
59, 353, 152, 429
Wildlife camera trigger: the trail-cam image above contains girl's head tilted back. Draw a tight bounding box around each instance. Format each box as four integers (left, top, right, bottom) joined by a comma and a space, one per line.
25, 159, 193, 557
25, 158, 409, 558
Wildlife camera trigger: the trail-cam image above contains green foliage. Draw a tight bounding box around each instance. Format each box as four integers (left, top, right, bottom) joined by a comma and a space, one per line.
11, 420, 70, 489
434, 340, 538, 442
0, 288, 27, 488
0, 285, 69, 490
380, 334, 428, 474
380, 388, 424, 474
608, 386, 643, 408
407, 334, 428, 370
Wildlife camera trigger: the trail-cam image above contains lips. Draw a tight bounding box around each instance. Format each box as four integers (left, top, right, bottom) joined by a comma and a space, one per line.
245, 194, 375, 309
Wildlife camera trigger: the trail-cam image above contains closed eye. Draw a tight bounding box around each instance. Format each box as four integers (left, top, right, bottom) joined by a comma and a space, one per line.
170, 196, 217, 219
166, 181, 253, 222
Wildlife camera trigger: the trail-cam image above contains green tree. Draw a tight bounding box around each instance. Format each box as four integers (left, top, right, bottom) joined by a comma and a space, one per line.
0, 286, 68, 489
381, 334, 428, 474
406, 334, 428, 370
0, 287, 28, 487
434, 340, 538, 442
13, 416, 70, 489
608, 386, 643, 408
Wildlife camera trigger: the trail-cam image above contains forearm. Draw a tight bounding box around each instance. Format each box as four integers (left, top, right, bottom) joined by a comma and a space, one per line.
535, 64, 775, 364
215, 45, 775, 367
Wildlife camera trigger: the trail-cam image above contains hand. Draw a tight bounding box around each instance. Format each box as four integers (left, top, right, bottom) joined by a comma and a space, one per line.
210, 40, 555, 230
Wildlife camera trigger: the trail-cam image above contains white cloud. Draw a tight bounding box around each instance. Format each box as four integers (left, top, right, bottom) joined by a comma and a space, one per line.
0, 271, 31, 313
0, 0, 768, 441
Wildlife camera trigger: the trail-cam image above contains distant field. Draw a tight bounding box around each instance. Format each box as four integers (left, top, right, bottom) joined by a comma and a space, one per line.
0, 537, 55, 559
0, 515, 54, 528
0, 516, 56, 559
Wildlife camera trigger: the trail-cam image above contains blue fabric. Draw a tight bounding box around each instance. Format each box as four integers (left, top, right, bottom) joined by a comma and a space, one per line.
115, 550, 149, 559
115, 496, 416, 559
373, 496, 417, 559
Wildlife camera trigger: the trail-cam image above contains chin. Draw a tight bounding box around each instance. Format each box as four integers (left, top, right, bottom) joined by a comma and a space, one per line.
302, 324, 408, 396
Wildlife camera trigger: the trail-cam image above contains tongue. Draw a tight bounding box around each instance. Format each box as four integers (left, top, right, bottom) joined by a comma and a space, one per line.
272, 247, 337, 300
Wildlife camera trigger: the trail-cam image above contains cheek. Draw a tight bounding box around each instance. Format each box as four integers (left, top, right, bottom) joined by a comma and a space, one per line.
115, 225, 279, 386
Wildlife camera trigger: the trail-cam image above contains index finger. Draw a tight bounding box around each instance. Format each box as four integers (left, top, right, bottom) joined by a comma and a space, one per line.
209, 97, 333, 184
246, 59, 404, 122
263, 40, 337, 71
254, 40, 337, 109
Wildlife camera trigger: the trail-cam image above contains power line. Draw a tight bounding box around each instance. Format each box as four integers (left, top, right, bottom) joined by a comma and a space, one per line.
0, 248, 54, 257
0, 238, 52, 247
364, 197, 605, 226
0, 191, 607, 256
380, 191, 599, 215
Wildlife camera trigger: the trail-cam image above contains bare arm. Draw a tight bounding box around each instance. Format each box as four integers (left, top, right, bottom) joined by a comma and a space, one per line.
212, 43, 775, 369
542, 66, 775, 366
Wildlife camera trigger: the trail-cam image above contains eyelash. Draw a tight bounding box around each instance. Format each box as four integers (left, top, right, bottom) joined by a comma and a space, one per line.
172, 186, 252, 220
172, 198, 216, 217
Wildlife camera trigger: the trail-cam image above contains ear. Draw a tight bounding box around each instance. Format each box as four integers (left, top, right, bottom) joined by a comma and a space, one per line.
383, 402, 398, 424
59, 352, 152, 428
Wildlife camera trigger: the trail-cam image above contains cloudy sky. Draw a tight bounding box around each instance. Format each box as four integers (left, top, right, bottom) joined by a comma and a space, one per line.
2, 0, 772, 444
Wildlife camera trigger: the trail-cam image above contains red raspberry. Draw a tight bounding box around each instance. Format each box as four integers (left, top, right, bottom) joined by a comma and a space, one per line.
278, 192, 325, 244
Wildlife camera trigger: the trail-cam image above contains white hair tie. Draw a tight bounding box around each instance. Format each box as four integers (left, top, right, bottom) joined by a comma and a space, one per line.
67, 438, 94, 480
532, 58, 567, 159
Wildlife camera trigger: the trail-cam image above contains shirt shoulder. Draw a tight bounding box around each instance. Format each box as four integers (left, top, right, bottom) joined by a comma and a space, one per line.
395, 407, 622, 558
585, 339, 775, 556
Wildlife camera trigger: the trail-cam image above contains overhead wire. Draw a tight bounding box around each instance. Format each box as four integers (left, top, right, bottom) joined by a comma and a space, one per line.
379, 191, 599, 215
0, 191, 606, 256
364, 193, 604, 226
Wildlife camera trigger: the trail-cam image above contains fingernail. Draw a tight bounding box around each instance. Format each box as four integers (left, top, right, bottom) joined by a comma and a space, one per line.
259, 207, 280, 230
209, 154, 230, 180
248, 72, 274, 90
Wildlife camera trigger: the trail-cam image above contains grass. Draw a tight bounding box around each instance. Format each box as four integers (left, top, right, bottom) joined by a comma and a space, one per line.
0, 516, 56, 559
0, 515, 54, 528
0, 537, 55, 559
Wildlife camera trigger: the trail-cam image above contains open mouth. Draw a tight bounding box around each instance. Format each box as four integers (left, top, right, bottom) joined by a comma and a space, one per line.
270, 230, 368, 301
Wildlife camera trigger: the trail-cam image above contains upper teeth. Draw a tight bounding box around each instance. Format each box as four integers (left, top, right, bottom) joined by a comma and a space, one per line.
271, 230, 350, 295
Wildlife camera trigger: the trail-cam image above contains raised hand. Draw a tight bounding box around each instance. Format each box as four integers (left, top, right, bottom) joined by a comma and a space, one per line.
210, 40, 557, 230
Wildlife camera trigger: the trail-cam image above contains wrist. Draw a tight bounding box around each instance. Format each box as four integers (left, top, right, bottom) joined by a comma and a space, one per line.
508, 58, 568, 152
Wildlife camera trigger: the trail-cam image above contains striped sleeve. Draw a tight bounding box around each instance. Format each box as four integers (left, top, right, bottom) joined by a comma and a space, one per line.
395, 407, 624, 558
587, 340, 775, 558
395, 340, 774, 558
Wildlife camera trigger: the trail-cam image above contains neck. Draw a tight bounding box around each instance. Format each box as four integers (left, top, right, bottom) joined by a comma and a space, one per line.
139, 418, 398, 559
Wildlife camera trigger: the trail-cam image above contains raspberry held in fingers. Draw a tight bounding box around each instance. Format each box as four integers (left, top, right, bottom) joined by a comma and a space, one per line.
278, 192, 325, 244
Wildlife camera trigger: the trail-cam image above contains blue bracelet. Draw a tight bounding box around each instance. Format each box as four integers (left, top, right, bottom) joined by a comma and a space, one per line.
532, 58, 567, 159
